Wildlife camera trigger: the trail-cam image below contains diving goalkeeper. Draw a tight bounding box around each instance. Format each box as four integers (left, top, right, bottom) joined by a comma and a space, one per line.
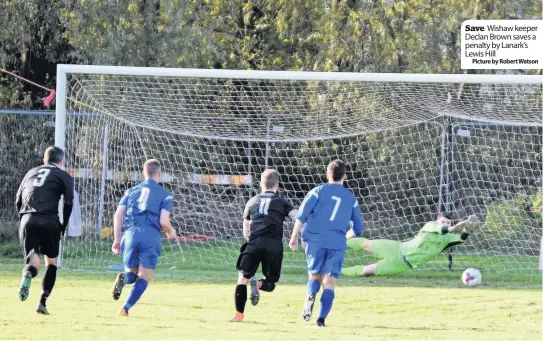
342, 213, 479, 277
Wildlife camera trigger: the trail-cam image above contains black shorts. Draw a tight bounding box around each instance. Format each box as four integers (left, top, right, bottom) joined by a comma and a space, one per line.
236, 237, 283, 282
19, 214, 61, 261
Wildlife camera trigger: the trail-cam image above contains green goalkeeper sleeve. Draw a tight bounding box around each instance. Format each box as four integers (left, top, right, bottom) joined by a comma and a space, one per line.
347, 238, 367, 250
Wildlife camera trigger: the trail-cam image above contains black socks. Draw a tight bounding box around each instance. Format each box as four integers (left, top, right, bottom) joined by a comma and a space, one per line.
235, 284, 247, 313
25, 265, 38, 278
40, 265, 57, 306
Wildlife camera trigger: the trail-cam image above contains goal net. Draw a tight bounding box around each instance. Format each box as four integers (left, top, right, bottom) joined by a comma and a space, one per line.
56, 66, 542, 276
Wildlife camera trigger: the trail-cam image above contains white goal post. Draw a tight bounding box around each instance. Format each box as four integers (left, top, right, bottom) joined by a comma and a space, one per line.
55, 64, 542, 275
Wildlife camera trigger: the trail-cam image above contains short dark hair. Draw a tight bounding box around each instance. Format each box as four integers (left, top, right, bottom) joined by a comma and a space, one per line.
327, 159, 346, 182
143, 159, 161, 177
261, 169, 280, 189
437, 212, 452, 220
44, 146, 65, 164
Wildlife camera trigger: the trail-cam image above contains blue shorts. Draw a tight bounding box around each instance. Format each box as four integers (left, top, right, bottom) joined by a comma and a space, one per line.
305, 243, 345, 278
121, 227, 162, 270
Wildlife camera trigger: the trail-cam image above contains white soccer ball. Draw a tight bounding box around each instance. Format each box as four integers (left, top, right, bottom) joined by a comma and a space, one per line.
462, 268, 482, 286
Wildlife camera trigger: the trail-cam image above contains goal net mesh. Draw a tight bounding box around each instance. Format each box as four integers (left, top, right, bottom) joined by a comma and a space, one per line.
59, 72, 542, 275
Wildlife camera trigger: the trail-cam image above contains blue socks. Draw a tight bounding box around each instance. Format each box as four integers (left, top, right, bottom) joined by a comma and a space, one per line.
319, 289, 335, 319
306, 279, 334, 320
125, 272, 137, 284
123, 278, 148, 311
306, 279, 321, 297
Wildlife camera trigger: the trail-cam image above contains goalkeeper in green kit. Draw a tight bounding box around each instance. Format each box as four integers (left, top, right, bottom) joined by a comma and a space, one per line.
342, 213, 480, 277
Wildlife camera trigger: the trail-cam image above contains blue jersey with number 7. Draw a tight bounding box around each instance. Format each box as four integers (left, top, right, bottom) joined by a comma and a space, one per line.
119, 179, 173, 232
297, 183, 363, 250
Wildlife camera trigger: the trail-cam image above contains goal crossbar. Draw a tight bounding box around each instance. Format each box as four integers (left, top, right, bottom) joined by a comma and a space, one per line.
57, 64, 543, 84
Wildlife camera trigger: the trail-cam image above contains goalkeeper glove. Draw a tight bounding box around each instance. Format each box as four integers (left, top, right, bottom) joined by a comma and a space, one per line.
449, 218, 470, 233
462, 214, 480, 234
449, 214, 480, 233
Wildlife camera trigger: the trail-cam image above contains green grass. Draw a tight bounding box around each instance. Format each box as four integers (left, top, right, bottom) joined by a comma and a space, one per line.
0, 260, 541, 340
3, 237, 536, 279
1, 232, 541, 339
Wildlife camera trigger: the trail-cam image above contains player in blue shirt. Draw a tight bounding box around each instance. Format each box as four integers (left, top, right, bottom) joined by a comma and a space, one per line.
289, 160, 363, 327
110, 159, 177, 316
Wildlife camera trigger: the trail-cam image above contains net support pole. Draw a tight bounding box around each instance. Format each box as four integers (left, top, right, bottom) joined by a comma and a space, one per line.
246, 122, 253, 192
55, 67, 67, 269
265, 116, 272, 169
55, 68, 67, 150
437, 124, 447, 212
447, 123, 455, 270
97, 117, 109, 232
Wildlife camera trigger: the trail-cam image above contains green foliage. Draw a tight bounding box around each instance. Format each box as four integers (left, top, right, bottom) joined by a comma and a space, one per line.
1, 0, 541, 109
485, 191, 542, 251
532, 190, 542, 215
0, 221, 18, 243
0, 114, 55, 225
0, 221, 19, 258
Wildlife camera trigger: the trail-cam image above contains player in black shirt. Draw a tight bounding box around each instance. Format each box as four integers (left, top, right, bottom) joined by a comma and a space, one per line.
231, 169, 297, 322
15, 146, 74, 315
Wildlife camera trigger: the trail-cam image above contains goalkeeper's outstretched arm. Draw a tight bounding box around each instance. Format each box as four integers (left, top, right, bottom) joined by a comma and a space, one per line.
447, 214, 480, 236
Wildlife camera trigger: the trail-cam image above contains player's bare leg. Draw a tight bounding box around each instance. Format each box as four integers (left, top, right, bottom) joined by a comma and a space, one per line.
303, 274, 321, 321
113, 267, 137, 301
36, 256, 57, 315
342, 263, 376, 277
363, 264, 376, 276
19, 251, 40, 301
119, 266, 152, 316
231, 274, 248, 322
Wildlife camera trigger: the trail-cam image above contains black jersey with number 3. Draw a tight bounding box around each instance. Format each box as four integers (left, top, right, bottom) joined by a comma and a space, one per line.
243, 191, 294, 241
16, 164, 74, 218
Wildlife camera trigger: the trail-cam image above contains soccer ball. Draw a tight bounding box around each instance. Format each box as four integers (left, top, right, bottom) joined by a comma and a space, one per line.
462, 268, 482, 286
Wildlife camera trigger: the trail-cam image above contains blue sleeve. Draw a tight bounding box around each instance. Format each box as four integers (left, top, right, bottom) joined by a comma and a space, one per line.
119, 189, 129, 206
296, 187, 319, 223
161, 193, 174, 213
350, 198, 364, 237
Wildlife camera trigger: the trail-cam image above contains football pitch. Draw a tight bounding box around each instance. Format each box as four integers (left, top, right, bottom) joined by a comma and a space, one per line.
0, 261, 541, 340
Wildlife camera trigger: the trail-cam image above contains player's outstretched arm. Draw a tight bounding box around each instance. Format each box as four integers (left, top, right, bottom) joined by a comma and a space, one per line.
289, 219, 304, 251
61, 176, 75, 236
241, 198, 253, 241
288, 209, 298, 221
242, 219, 250, 241
112, 205, 126, 254
289, 188, 319, 251
15, 186, 23, 213
160, 209, 176, 240
346, 200, 364, 239
15, 172, 28, 213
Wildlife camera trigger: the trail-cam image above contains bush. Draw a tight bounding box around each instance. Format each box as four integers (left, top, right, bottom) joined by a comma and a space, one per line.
484, 191, 542, 252
0, 221, 18, 242
0, 220, 21, 258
